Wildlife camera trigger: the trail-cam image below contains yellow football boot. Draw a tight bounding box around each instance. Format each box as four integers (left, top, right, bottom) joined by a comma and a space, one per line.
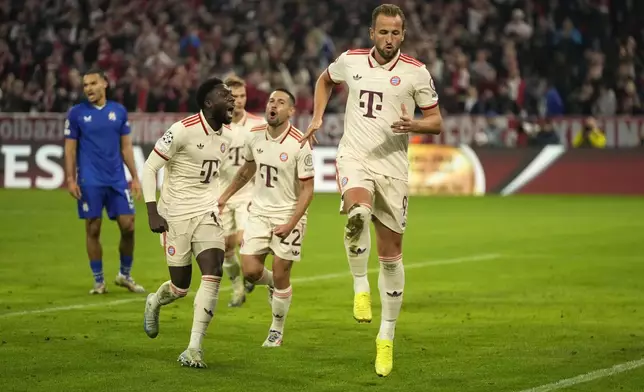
353, 292, 372, 323
375, 338, 394, 377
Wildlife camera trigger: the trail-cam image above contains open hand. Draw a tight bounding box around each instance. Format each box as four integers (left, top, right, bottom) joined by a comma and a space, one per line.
391, 103, 415, 133
300, 117, 321, 148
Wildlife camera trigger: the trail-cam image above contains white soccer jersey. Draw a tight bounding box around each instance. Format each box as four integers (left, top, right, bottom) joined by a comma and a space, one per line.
218, 111, 265, 203
243, 123, 315, 219
326, 47, 439, 181
152, 111, 232, 221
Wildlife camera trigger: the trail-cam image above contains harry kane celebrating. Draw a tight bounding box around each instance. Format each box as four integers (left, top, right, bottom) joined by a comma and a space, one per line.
217, 88, 314, 347
300, 4, 442, 377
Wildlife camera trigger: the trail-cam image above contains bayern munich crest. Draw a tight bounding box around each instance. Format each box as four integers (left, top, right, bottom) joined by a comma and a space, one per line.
341, 177, 349, 187
390, 76, 401, 86
280, 152, 288, 162
167, 246, 176, 256
220, 143, 226, 153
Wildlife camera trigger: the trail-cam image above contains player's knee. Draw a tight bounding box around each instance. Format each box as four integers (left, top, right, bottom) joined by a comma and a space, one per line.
224, 236, 237, 255
242, 260, 264, 282
376, 239, 402, 259
119, 218, 135, 236
347, 204, 372, 222
85, 219, 101, 239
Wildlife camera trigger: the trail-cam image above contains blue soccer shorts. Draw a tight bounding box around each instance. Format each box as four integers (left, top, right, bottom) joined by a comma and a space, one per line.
77, 186, 135, 220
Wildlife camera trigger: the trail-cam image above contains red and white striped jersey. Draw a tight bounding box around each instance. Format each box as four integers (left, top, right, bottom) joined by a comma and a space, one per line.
326, 47, 439, 181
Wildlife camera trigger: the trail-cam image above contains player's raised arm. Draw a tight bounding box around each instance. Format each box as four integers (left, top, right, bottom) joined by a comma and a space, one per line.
301, 51, 347, 148
119, 112, 141, 199
63, 109, 82, 199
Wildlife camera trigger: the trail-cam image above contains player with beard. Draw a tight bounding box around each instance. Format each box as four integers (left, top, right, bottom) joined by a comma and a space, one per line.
217, 88, 315, 347
220, 75, 265, 307
141, 77, 235, 368
300, 4, 443, 377
63, 68, 144, 295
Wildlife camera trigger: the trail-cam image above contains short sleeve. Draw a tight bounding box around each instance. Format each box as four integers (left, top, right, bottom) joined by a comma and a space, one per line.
326, 51, 348, 84
64, 108, 81, 140
296, 143, 315, 180
153, 123, 184, 161
413, 66, 439, 110
120, 110, 132, 136
243, 133, 255, 162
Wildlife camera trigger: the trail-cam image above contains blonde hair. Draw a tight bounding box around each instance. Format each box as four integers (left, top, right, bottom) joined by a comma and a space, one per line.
224, 75, 246, 88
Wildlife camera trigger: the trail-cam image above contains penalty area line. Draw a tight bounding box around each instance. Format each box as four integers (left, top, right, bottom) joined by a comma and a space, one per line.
0, 253, 500, 319
516, 357, 644, 392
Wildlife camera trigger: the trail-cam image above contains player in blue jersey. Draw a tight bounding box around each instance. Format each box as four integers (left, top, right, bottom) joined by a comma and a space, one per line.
63, 68, 145, 295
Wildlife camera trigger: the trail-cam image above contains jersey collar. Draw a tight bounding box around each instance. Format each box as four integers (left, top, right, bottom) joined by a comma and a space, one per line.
367, 47, 401, 71
198, 110, 221, 135
266, 122, 293, 144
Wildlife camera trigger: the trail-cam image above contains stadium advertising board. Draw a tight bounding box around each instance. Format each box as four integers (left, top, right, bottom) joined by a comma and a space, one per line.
2, 113, 644, 194
2, 113, 644, 147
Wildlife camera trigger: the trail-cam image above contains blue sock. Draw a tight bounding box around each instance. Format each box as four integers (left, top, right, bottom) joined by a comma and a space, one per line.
120, 255, 133, 277
90, 260, 104, 284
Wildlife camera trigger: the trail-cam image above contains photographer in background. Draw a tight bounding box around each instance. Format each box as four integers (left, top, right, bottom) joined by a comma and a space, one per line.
572, 117, 607, 148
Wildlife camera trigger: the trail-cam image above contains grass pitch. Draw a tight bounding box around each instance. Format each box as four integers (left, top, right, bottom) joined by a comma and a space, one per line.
0, 190, 643, 392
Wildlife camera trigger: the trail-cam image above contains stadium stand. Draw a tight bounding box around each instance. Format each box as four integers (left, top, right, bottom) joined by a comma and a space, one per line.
0, 0, 642, 117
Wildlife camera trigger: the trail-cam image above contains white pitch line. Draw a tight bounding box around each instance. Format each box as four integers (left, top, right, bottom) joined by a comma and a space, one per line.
517, 358, 644, 392
0, 253, 500, 319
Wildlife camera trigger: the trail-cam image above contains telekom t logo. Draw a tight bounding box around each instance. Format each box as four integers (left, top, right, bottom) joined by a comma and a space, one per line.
359, 90, 383, 118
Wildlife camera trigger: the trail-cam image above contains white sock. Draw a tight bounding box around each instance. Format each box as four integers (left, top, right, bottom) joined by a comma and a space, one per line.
154, 280, 187, 306
377, 255, 404, 341
223, 253, 241, 279
344, 204, 372, 294
188, 275, 221, 350
255, 268, 274, 287
269, 286, 292, 333
223, 254, 244, 294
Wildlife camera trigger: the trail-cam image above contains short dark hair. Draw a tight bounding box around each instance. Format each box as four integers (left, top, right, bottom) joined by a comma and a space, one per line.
371, 4, 406, 31
196, 77, 225, 110
83, 68, 107, 82
273, 88, 296, 106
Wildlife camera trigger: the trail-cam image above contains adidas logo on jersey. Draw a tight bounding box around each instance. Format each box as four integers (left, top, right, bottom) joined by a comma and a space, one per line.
257, 148, 263, 154
197, 143, 204, 149
353, 74, 362, 80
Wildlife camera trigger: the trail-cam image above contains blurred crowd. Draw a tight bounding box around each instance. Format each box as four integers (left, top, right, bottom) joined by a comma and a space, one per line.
0, 0, 643, 118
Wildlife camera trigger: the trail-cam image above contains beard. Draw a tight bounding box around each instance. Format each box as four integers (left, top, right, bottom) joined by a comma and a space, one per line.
267, 117, 285, 127
376, 44, 400, 61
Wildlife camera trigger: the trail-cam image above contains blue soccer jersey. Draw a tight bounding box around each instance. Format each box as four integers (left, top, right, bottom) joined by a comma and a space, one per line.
65, 100, 135, 220
64, 100, 131, 187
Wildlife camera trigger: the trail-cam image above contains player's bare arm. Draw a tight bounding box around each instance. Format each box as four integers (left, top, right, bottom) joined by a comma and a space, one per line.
301, 70, 336, 148
217, 159, 257, 212
63, 138, 81, 199
120, 134, 142, 199
273, 177, 314, 238
392, 103, 442, 135
141, 151, 168, 233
